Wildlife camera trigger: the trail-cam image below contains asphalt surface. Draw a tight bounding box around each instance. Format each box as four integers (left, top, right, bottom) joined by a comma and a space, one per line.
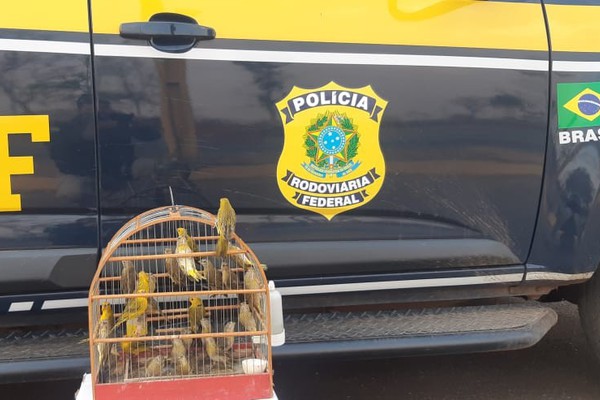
1, 301, 599, 400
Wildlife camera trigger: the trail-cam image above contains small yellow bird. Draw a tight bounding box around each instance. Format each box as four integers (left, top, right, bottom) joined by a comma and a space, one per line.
148, 273, 157, 293
135, 271, 161, 315
121, 314, 148, 355
171, 338, 191, 375
243, 268, 262, 290
96, 302, 114, 369
113, 272, 150, 331
200, 318, 212, 334
176, 228, 205, 282
220, 262, 232, 290
239, 302, 257, 332
136, 271, 152, 293
200, 258, 223, 291
145, 355, 165, 377
120, 260, 136, 294
146, 298, 161, 315
114, 297, 148, 331
179, 327, 193, 351
179, 226, 199, 253
215, 198, 236, 257
188, 297, 207, 333
228, 244, 254, 270
164, 248, 186, 287
219, 321, 236, 353
202, 336, 229, 368
244, 268, 264, 317
221, 262, 243, 290
99, 301, 115, 328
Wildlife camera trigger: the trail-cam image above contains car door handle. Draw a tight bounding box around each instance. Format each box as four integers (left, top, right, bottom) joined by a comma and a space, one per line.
120, 21, 215, 41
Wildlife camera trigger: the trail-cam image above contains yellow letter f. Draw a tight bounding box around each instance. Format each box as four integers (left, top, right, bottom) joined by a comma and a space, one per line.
0, 115, 50, 212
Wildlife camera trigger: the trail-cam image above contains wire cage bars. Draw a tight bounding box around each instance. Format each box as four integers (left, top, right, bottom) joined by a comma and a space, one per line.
88, 205, 273, 400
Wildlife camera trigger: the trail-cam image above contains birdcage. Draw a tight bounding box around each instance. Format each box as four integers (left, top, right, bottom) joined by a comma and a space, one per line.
88, 204, 273, 400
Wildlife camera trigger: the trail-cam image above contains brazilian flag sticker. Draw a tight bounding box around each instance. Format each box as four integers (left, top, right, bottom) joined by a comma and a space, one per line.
558, 82, 600, 129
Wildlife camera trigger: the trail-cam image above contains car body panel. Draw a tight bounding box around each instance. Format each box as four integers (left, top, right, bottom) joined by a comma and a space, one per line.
90, 1, 548, 281
528, 1, 600, 275
0, 9, 97, 294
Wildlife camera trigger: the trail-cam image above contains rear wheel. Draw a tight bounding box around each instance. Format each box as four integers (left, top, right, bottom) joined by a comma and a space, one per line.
579, 272, 600, 365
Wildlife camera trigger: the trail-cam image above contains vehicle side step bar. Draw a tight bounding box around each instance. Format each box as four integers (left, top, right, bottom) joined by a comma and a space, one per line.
274, 302, 558, 359
0, 328, 89, 384
0, 302, 557, 383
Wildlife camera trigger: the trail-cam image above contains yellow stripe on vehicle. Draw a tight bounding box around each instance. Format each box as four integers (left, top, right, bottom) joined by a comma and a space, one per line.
90, 0, 548, 52
545, 5, 600, 53
0, 0, 88, 33
6, 1, 600, 55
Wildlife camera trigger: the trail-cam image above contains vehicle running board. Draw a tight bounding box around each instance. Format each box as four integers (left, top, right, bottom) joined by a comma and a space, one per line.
0, 302, 558, 383
0, 327, 89, 384
274, 302, 558, 359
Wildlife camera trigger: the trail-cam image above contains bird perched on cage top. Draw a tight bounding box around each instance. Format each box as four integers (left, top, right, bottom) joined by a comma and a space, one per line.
215, 198, 236, 257
120, 260, 136, 294
176, 228, 206, 282
96, 302, 114, 370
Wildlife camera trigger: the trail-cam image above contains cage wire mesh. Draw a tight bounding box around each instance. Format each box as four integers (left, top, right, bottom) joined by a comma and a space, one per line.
88, 205, 271, 393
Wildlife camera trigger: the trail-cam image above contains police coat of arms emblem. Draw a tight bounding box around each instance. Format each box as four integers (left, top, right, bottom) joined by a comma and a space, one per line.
276, 82, 388, 220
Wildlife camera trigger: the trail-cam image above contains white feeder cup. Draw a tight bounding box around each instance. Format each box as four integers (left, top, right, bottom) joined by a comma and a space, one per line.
269, 281, 285, 346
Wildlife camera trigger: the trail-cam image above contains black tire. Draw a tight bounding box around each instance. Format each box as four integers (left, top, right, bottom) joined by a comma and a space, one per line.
579, 272, 600, 365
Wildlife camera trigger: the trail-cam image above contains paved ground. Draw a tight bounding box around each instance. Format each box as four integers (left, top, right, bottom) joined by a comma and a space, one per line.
1, 301, 599, 400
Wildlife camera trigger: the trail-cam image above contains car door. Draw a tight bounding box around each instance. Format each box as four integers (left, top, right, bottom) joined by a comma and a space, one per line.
0, 0, 97, 297
529, 1, 600, 277
90, 1, 549, 282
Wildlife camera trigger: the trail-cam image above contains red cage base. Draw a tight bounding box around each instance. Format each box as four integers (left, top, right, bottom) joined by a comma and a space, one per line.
95, 373, 273, 400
